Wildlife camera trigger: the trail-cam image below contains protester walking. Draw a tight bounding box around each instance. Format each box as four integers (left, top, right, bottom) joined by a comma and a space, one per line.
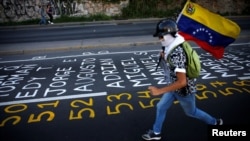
38, 5, 47, 25
46, 3, 54, 24
141, 19, 223, 140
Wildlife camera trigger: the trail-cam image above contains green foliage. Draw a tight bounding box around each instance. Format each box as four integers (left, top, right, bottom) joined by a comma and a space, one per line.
54, 15, 87, 22
0, 19, 40, 26
121, 0, 182, 18
55, 14, 113, 22
0, 14, 115, 26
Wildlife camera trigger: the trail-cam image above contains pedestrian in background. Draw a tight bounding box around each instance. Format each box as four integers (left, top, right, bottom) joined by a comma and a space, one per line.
46, 3, 54, 24
39, 5, 47, 25
141, 19, 223, 140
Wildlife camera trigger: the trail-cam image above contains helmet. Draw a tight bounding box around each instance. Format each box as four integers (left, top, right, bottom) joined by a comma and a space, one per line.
153, 19, 178, 37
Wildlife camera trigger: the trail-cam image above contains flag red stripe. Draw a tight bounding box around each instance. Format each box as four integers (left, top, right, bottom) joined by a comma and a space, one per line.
178, 31, 224, 59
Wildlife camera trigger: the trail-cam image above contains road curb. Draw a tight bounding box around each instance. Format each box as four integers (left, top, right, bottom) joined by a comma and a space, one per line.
1, 30, 248, 55
0, 40, 160, 55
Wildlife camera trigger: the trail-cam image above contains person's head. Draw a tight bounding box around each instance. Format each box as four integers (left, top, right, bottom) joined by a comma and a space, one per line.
153, 19, 178, 39
153, 19, 178, 47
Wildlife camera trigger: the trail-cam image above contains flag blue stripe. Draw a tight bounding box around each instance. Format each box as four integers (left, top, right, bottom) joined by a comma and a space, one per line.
177, 15, 235, 47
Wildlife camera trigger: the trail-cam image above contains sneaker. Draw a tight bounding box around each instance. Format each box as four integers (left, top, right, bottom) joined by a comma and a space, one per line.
216, 118, 223, 125
51, 22, 54, 24
48, 21, 51, 24
142, 129, 161, 140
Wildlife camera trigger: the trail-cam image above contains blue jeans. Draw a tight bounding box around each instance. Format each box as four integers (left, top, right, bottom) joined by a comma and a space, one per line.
153, 91, 217, 133
39, 16, 47, 25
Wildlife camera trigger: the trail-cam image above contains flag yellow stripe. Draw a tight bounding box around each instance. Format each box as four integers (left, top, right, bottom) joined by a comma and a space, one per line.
182, 1, 240, 39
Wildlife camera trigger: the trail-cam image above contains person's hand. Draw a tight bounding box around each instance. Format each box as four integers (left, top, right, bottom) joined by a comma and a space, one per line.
160, 51, 165, 58
148, 86, 161, 96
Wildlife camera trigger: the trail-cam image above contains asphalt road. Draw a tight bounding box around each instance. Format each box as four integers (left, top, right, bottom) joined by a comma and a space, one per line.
0, 19, 157, 44
0, 43, 249, 141
0, 16, 249, 44
0, 17, 249, 141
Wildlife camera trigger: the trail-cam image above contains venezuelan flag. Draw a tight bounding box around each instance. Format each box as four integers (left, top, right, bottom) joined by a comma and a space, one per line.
176, 0, 241, 59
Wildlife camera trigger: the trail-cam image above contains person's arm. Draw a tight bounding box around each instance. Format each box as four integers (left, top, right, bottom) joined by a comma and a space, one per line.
148, 71, 187, 96
46, 6, 50, 13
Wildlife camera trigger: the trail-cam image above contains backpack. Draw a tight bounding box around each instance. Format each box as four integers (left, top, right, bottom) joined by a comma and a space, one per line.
167, 41, 201, 79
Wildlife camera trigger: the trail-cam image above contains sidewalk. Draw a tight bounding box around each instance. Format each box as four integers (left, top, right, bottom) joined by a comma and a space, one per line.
0, 18, 162, 30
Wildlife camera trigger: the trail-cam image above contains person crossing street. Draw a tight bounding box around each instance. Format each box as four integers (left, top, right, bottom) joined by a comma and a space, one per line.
141, 19, 223, 140
46, 3, 54, 24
